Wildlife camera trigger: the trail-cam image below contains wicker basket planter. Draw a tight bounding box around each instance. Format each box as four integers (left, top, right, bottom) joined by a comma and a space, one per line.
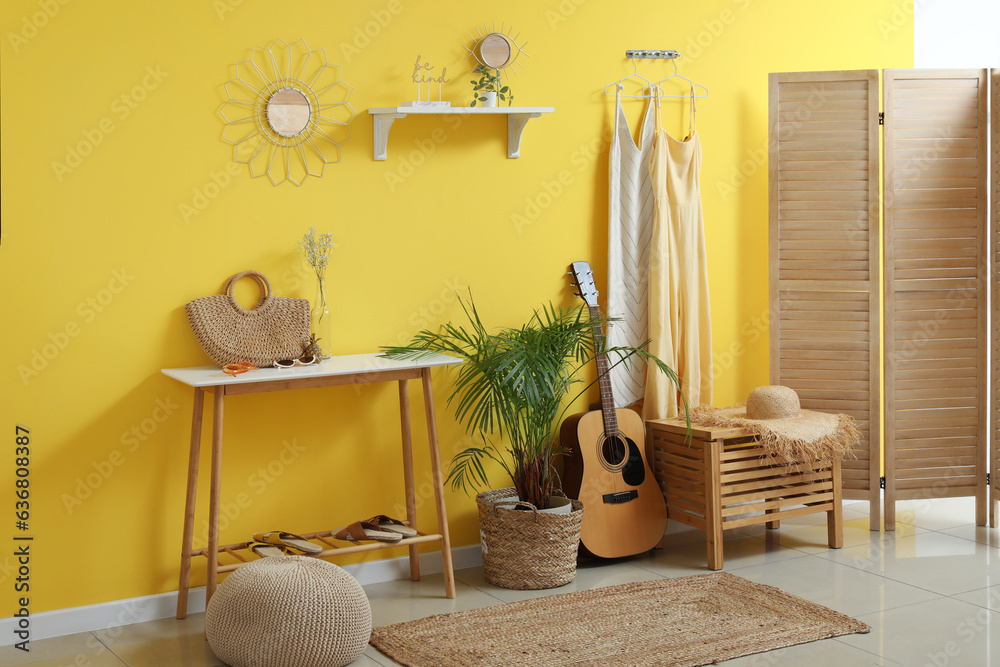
477, 488, 585, 590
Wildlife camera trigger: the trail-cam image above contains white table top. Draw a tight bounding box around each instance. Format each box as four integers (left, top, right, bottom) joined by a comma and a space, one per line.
162, 352, 462, 388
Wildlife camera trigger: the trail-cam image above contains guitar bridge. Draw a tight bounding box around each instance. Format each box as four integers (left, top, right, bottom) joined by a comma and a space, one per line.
602, 490, 638, 504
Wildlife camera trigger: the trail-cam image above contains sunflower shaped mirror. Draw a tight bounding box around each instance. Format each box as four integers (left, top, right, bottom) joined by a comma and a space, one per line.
220, 39, 356, 186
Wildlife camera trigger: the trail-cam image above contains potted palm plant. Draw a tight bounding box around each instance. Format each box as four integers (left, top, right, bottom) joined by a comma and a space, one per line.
381, 294, 682, 589
383, 296, 679, 510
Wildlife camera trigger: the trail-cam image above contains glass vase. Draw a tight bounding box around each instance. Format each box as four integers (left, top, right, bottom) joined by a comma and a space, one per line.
311, 278, 333, 359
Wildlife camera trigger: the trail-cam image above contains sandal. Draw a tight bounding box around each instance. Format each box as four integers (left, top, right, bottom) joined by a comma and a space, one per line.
334, 520, 403, 543
250, 542, 286, 558
367, 515, 418, 538
252, 531, 322, 555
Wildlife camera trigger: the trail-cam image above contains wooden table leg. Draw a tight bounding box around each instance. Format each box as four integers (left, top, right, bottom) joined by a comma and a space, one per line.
765, 507, 780, 530
421, 369, 455, 599
828, 459, 844, 549
206, 388, 225, 607
398, 379, 420, 582
705, 439, 724, 571
176, 388, 205, 620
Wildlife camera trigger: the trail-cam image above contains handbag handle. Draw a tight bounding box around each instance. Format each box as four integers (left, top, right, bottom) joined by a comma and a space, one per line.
223, 270, 272, 314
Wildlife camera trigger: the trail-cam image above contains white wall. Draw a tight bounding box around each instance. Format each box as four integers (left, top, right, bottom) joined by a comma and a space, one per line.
915, 0, 1000, 67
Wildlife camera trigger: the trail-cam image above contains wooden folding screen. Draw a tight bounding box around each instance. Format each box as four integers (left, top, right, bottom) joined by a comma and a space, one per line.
883, 69, 990, 530
768, 71, 882, 529
991, 70, 999, 527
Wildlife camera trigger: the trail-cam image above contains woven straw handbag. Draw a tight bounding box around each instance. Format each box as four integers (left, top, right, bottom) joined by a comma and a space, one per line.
476, 488, 584, 590
184, 270, 310, 367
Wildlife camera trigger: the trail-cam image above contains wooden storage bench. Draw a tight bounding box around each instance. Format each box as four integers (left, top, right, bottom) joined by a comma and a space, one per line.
647, 418, 843, 570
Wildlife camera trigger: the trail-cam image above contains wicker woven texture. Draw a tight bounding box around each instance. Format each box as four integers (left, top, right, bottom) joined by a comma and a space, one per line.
692, 385, 861, 464
370, 571, 869, 667
205, 556, 371, 667
745, 384, 799, 419
477, 488, 584, 590
184, 270, 310, 366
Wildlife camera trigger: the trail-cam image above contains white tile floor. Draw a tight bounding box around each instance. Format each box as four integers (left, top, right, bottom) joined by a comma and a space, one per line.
3, 497, 998, 666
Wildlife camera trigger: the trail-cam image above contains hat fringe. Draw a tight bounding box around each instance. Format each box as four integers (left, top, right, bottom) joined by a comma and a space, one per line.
691, 404, 860, 464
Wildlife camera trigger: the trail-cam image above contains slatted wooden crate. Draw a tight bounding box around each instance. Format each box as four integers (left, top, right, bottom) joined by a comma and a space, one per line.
648, 418, 843, 570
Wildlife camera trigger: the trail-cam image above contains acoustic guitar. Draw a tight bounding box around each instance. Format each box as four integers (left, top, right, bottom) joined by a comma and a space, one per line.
561, 261, 668, 558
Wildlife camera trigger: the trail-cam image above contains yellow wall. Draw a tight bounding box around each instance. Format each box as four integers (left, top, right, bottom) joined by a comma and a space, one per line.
0, 0, 912, 613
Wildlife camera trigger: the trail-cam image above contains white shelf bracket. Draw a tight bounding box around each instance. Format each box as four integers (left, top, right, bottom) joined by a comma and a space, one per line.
507, 112, 542, 159
372, 112, 407, 161
368, 107, 553, 160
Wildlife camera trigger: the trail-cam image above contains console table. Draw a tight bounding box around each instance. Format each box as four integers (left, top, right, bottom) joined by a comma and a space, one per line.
162, 352, 463, 618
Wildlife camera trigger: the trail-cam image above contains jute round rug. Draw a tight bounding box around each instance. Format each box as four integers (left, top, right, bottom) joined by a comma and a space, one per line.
370, 571, 869, 667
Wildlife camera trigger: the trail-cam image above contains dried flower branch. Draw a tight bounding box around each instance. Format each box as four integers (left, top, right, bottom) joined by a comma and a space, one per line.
297, 226, 335, 281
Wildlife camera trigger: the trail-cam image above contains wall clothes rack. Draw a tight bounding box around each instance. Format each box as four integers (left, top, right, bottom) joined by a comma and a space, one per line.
625, 49, 681, 60
606, 49, 709, 99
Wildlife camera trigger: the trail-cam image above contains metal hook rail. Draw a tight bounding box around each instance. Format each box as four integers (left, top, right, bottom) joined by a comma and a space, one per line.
625, 49, 681, 60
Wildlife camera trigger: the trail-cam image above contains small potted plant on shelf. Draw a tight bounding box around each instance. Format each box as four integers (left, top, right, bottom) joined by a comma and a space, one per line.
470, 64, 512, 107
382, 294, 681, 589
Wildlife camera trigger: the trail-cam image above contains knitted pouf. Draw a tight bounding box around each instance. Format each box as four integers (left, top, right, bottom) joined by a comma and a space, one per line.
206, 556, 371, 667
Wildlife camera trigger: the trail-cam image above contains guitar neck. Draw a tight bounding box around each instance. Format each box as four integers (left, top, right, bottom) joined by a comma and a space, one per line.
588, 305, 619, 436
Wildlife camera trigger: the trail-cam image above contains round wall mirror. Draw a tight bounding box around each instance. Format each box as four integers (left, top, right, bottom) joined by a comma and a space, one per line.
220, 39, 356, 186
476, 33, 513, 69
266, 88, 311, 137
463, 24, 528, 79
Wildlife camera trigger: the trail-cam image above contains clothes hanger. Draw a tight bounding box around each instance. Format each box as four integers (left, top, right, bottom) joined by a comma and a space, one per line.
653, 56, 709, 98
603, 56, 662, 98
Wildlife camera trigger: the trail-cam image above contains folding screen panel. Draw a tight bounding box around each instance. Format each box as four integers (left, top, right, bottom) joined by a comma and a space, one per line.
883, 69, 990, 530
768, 70, 881, 529
991, 70, 998, 526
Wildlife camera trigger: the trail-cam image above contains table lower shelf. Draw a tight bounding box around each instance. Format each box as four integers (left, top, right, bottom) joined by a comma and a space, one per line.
194, 528, 444, 574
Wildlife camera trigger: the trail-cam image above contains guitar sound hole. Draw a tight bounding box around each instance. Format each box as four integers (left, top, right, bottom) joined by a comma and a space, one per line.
601, 435, 627, 466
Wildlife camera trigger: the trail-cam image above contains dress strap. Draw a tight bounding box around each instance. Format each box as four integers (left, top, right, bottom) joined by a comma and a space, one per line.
688, 83, 697, 137
613, 84, 622, 135
653, 86, 662, 131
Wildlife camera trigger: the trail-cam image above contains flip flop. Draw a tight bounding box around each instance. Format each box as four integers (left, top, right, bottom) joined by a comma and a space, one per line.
252, 531, 322, 555
334, 520, 403, 543
250, 542, 286, 558
367, 515, 418, 538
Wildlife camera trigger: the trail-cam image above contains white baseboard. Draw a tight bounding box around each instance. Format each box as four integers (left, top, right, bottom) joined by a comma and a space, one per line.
0, 544, 483, 646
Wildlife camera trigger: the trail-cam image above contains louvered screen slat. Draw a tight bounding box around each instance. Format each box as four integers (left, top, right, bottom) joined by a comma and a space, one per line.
883, 69, 989, 530
991, 70, 999, 527
768, 71, 881, 529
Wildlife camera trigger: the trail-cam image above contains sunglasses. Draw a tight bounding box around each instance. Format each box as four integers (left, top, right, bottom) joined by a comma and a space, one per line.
273, 355, 320, 369
222, 360, 258, 376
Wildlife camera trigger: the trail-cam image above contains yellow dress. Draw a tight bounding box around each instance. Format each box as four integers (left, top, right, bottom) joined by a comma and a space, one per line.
645, 87, 713, 419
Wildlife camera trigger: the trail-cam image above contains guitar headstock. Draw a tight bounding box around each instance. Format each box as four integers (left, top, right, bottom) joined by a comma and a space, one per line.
568, 261, 599, 308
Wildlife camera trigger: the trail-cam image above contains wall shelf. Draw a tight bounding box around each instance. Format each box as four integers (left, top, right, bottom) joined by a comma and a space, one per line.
368, 106, 555, 160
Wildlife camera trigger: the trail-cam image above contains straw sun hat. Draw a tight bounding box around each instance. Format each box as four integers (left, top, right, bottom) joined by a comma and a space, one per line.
690, 385, 860, 463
